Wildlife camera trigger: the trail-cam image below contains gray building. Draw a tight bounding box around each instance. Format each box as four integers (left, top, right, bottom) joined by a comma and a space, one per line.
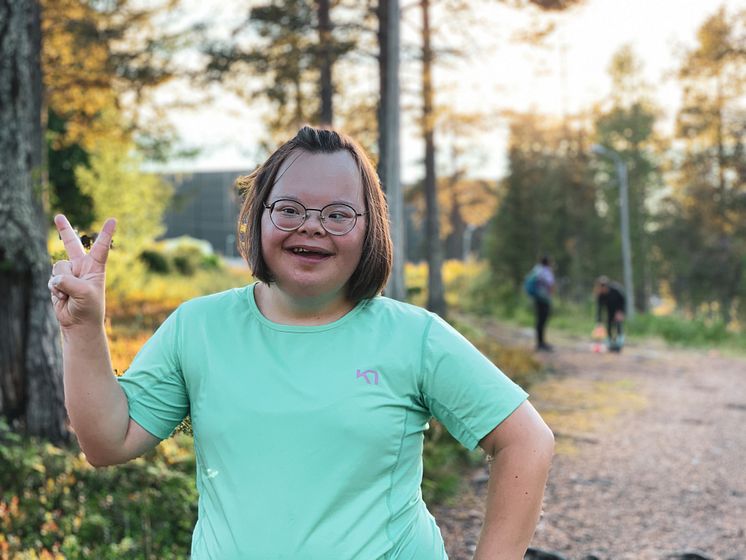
162, 170, 245, 257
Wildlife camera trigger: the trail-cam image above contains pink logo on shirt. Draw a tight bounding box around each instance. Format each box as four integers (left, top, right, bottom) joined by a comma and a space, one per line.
356, 369, 379, 385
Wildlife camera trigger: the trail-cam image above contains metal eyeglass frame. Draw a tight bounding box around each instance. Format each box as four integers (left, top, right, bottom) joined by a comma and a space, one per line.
263, 198, 367, 236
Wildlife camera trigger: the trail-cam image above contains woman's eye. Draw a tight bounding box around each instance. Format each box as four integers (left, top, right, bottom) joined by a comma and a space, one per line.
325, 207, 354, 220
278, 206, 301, 215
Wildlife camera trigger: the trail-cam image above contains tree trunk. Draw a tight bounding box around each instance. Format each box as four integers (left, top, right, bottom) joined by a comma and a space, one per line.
0, 0, 68, 443
293, 72, 304, 130
421, 0, 445, 316
317, 0, 333, 125
377, 0, 406, 301
446, 184, 466, 259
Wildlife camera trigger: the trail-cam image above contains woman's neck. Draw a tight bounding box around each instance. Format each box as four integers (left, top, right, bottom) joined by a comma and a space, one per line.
254, 282, 355, 326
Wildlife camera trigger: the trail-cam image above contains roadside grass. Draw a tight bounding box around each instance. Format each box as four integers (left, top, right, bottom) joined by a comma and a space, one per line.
530, 377, 647, 455
436, 262, 746, 354
543, 303, 746, 355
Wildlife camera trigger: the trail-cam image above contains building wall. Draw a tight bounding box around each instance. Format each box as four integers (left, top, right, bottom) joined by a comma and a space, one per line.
162, 170, 245, 256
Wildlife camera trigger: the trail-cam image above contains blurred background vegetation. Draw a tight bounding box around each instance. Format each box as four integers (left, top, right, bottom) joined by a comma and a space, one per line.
1, 0, 744, 557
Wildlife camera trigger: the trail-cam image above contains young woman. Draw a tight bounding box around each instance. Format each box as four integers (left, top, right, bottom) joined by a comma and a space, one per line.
49, 126, 554, 559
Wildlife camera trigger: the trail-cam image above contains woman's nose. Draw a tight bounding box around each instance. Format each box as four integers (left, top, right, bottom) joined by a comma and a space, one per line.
298, 209, 326, 235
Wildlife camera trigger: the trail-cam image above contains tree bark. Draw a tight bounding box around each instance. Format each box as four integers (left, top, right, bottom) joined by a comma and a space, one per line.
317, 0, 333, 125
445, 183, 466, 259
0, 0, 68, 443
377, 0, 406, 301
421, 0, 445, 316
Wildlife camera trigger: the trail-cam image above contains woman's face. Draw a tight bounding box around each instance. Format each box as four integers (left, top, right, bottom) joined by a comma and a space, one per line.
260, 150, 367, 302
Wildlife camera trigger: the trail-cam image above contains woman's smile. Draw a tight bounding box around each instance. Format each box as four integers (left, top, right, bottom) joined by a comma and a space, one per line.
285, 244, 335, 261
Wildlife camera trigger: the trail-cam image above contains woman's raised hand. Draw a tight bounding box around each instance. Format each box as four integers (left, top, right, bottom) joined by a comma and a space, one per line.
48, 214, 116, 330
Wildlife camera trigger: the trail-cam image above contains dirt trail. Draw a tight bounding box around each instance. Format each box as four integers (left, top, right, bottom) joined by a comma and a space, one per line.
433, 321, 746, 560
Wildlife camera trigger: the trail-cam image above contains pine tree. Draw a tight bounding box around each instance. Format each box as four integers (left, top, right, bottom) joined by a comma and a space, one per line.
658, 7, 746, 322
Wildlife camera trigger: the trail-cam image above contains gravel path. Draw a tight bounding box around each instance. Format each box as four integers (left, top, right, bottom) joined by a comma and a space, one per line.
433, 323, 746, 560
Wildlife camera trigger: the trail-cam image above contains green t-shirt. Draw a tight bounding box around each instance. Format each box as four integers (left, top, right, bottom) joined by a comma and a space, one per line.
118, 283, 528, 559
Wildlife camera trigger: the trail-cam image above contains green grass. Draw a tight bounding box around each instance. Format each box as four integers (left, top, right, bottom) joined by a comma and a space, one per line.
628, 312, 744, 351
498, 296, 746, 353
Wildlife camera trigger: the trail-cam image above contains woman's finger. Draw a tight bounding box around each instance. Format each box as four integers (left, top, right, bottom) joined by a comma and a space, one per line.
52, 260, 73, 276
48, 276, 66, 297
88, 218, 116, 266
49, 273, 88, 298
54, 214, 86, 261
51, 286, 67, 300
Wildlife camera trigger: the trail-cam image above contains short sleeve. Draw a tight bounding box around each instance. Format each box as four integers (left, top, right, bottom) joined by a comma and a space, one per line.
117, 306, 189, 440
420, 315, 528, 450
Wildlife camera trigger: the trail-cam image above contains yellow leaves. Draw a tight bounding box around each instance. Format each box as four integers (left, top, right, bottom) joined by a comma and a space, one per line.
71, 452, 93, 472
43, 443, 63, 456
109, 331, 151, 376
42, 0, 119, 149
695, 7, 731, 61
156, 434, 195, 464
0, 496, 21, 519
404, 259, 487, 309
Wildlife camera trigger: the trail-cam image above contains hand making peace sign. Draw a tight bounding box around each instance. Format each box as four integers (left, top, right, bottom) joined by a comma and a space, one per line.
48, 214, 117, 330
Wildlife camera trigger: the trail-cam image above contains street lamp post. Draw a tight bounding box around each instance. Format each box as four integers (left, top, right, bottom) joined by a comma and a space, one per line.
592, 144, 635, 319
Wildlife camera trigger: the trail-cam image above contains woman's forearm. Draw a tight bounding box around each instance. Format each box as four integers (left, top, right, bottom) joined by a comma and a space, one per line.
474, 427, 554, 559
62, 325, 131, 465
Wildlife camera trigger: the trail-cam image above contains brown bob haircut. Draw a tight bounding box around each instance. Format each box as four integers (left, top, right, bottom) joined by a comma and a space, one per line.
235, 125, 393, 303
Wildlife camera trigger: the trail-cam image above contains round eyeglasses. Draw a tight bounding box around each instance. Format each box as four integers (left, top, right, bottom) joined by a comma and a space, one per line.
263, 199, 367, 236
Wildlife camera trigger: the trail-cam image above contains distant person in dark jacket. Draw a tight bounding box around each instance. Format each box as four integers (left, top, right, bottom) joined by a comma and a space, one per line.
595, 276, 626, 352
525, 256, 555, 352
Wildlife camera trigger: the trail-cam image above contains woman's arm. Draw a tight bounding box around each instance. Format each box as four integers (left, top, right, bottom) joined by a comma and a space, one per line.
475, 400, 555, 559
62, 325, 160, 466
50, 215, 159, 466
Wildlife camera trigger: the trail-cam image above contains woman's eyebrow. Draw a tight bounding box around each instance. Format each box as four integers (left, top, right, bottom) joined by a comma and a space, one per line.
271, 194, 360, 207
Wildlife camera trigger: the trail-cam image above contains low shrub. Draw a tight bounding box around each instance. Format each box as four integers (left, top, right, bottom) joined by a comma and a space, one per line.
0, 422, 197, 559
139, 249, 170, 274
422, 421, 484, 505
171, 245, 204, 276
138, 238, 225, 277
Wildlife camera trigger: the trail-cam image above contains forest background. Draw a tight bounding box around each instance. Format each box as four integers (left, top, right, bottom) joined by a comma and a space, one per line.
0, 0, 744, 557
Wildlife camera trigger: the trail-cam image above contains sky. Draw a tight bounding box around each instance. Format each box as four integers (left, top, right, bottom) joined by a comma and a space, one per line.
150, 0, 746, 182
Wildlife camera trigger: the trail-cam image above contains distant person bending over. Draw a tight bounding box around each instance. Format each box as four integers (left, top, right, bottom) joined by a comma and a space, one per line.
595, 275, 627, 352
48, 126, 554, 559
526, 256, 555, 352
